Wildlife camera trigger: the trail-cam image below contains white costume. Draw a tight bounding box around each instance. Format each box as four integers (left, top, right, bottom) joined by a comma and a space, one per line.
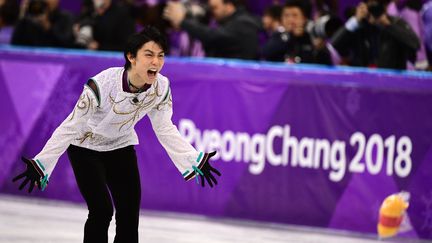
33, 67, 203, 182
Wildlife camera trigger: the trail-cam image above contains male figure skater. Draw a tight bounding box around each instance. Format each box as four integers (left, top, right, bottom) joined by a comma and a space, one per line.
13, 26, 221, 243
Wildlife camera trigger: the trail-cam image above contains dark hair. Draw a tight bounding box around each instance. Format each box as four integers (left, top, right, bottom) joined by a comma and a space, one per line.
364, 0, 392, 5
284, 0, 312, 19
0, 0, 19, 25
264, 4, 282, 20
405, 0, 422, 12
223, 0, 241, 7
367, 1, 385, 18
123, 26, 168, 70
26, 0, 48, 17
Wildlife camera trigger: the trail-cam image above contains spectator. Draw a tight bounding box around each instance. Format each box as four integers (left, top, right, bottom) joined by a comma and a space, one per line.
12, 0, 58, 47
331, 0, 420, 70
73, 0, 94, 48
132, 2, 168, 32
282, 0, 332, 64
264, 0, 332, 65
261, 4, 288, 62
422, 0, 432, 70
400, 0, 429, 70
11, 0, 74, 47
0, 0, 19, 44
262, 4, 283, 34
163, 1, 208, 57
163, 0, 261, 60
45, 0, 75, 47
75, 0, 135, 51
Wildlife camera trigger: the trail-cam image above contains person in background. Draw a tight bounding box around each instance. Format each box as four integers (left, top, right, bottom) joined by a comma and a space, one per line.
308, 5, 343, 65
12, 0, 56, 47
11, 0, 74, 47
262, 3, 283, 35
163, 0, 208, 57
331, 0, 420, 70
163, 0, 261, 60
281, 0, 332, 65
73, 0, 94, 48
400, 0, 429, 70
46, 0, 74, 47
422, 0, 432, 70
75, 0, 135, 51
0, 0, 19, 44
261, 3, 287, 62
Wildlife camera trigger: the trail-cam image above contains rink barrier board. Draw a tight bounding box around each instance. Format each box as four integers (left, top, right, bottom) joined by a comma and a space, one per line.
1, 45, 432, 240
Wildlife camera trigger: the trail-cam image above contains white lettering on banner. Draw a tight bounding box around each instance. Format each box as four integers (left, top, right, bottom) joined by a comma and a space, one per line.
178, 119, 413, 182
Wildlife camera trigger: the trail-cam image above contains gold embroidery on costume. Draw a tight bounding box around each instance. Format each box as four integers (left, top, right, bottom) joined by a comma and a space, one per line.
76, 131, 94, 144
109, 81, 162, 131
70, 92, 93, 121
156, 93, 172, 110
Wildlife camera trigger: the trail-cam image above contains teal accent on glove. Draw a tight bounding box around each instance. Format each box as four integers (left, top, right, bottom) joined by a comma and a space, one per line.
182, 170, 190, 177
40, 175, 49, 191
192, 165, 203, 184
35, 159, 45, 171
196, 152, 203, 163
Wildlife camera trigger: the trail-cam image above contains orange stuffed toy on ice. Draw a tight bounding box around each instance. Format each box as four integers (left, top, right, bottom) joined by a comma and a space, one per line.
377, 192, 410, 238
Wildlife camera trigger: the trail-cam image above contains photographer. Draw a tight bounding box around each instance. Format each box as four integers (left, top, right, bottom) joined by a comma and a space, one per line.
45, 0, 74, 47
265, 0, 332, 64
74, 0, 135, 51
330, 0, 420, 70
163, 0, 261, 60
11, 0, 56, 46
261, 4, 287, 62
11, 0, 74, 47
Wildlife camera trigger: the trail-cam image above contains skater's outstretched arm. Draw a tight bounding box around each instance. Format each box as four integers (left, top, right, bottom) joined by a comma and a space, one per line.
13, 80, 99, 192
147, 80, 221, 187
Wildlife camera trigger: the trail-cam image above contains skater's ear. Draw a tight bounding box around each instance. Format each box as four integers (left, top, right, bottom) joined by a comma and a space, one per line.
127, 52, 136, 66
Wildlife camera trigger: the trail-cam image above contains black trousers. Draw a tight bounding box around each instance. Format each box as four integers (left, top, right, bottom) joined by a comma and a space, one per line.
67, 145, 141, 243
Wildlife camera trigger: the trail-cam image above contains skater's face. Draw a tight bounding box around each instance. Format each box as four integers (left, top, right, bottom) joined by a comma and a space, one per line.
127, 41, 165, 84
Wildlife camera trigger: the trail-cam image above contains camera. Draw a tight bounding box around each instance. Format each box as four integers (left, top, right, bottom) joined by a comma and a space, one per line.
308, 14, 343, 39
182, 0, 210, 25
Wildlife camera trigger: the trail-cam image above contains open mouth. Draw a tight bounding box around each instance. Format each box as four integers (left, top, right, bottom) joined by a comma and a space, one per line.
147, 69, 157, 79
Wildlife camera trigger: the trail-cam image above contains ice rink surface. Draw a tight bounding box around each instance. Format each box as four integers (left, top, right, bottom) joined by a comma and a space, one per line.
0, 194, 429, 243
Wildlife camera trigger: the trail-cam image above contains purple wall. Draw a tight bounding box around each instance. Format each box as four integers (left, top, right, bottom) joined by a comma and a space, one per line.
1, 45, 432, 240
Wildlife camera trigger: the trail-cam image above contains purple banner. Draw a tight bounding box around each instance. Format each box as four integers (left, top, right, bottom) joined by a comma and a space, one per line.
1, 45, 432, 240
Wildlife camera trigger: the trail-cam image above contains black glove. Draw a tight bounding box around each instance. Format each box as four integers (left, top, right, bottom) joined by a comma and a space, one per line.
12, 157, 47, 193
197, 151, 221, 188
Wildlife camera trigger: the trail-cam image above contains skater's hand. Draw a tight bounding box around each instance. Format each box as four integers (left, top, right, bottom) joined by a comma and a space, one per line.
12, 157, 47, 193
198, 151, 221, 188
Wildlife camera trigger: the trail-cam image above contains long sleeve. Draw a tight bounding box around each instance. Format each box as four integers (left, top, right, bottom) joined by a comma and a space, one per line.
180, 19, 238, 48
95, 4, 135, 51
262, 31, 289, 62
383, 17, 420, 52
147, 87, 204, 181
33, 86, 98, 178
330, 23, 357, 58
50, 10, 75, 48
97, 14, 135, 51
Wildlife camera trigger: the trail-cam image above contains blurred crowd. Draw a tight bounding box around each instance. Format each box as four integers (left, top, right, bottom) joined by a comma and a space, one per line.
0, 0, 431, 71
